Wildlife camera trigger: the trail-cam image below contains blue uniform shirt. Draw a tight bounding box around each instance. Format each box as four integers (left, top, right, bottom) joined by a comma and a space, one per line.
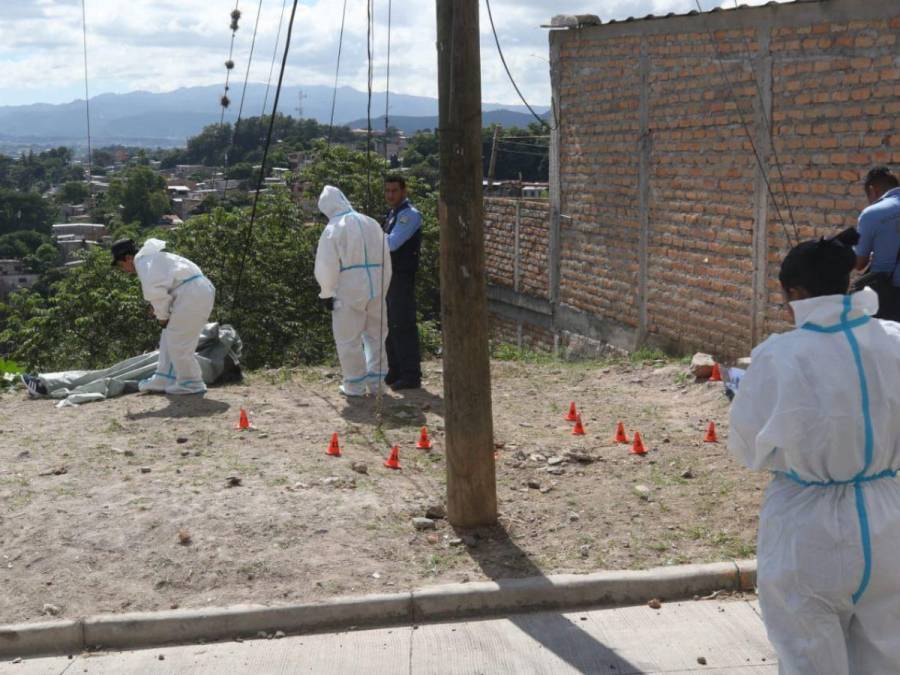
384, 200, 422, 252
855, 187, 900, 286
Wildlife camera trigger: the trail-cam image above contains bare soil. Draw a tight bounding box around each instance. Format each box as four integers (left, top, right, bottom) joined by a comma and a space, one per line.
0, 357, 766, 624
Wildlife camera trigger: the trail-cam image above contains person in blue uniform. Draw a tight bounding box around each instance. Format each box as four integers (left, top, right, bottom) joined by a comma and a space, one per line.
382, 175, 422, 390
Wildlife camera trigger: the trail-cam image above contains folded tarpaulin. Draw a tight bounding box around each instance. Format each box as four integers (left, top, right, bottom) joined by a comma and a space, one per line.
34, 323, 242, 407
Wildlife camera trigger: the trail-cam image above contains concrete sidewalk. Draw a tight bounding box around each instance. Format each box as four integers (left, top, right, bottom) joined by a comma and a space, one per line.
4, 599, 776, 674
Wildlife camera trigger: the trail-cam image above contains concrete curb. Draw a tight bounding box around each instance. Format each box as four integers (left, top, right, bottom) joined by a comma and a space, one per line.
0, 558, 757, 659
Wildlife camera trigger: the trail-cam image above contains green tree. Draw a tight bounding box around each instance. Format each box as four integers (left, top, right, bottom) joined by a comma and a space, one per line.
0, 189, 56, 236
59, 181, 90, 204
106, 166, 170, 228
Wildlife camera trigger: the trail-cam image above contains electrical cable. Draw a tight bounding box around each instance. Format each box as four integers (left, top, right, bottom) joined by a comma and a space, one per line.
327, 0, 350, 144
261, 0, 288, 117
80, 0, 93, 198
229, 0, 300, 318
485, 0, 555, 131
220, 2, 242, 125
383, 0, 392, 159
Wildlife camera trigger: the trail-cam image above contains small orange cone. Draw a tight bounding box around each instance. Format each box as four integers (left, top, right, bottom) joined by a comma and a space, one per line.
565, 401, 578, 422
384, 445, 401, 469
710, 363, 723, 382
236, 408, 251, 430
572, 414, 586, 436
630, 431, 647, 455
614, 421, 629, 444
416, 426, 433, 450
326, 432, 342, 457
704, 421, 718, 443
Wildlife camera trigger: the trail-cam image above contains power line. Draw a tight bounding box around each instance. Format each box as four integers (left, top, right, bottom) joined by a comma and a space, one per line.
229, 0, 300, 318
223, 0, 264, 201
220, 3, 242, 125
693, 0, 798, 247
383, 0, 392, 159
261, 0, 288, 117
80, 0, 93, 193
327, 0, 349, 144
484, 0, 555, 131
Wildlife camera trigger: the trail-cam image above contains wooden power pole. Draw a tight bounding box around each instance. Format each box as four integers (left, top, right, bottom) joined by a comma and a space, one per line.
436, 0, 497, 528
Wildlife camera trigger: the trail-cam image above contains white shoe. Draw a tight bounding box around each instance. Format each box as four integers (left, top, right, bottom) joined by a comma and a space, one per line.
339, 384, 365, 397
165, 382, 207, 395
138, 376, 169, 393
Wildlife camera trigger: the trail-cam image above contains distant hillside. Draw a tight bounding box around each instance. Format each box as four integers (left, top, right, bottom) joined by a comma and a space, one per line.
346, 110, 550, 135
0, 84, 550, 148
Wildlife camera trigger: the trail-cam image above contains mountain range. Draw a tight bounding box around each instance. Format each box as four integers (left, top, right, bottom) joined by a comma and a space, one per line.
0, 84, 550, 149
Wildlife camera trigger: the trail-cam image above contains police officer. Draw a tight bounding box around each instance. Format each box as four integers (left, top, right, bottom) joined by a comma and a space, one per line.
854, 166, 900, 320
383, 175, 422, 390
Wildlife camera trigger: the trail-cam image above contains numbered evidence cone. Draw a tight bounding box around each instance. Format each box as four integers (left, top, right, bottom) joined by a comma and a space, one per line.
416, 426, 433, 450
704, 421, 719, 443
326, 432, 342, 457
614, 421, 629, 444
709, 363, 723, 382
572, 414, 586, 436
384, 445, 401, 470
565, 401, 578, 422
630, 431, 647, 455
236, 408, 251, 430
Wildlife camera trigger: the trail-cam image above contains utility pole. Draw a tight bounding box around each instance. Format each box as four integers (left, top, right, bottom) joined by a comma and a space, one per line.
487, 126, 501, 194
436, 0, 497, 528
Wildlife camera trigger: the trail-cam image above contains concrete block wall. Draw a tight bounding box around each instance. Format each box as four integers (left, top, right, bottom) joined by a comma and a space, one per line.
483, 0, 900, 360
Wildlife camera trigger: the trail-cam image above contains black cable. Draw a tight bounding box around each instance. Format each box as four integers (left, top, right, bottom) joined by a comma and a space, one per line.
220, 2, 242, 126
223, 0, 264, 201
229, 0, 300, 318
365, 0, 374, 214
383, 0, 392, 159
485, 0, 555, 131
261, 0, 288, 117
80, 0, 92, 195
726, 0, 799, 240
693, 0, 796, 248
327, 0, 349, 144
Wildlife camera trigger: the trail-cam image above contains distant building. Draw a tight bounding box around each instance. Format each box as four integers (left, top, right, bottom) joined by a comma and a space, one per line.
52, 223, 109, 240
157, 214, 184, 229
0, 259, 40, 299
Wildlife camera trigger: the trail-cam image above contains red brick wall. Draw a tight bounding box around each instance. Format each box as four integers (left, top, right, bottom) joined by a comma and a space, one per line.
483, 198, 551, 300
542, 2, 900, 359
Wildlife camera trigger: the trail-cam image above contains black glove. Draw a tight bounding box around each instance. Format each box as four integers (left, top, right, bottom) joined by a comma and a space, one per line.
322, 297, 335, 311
830, 227, 860, 248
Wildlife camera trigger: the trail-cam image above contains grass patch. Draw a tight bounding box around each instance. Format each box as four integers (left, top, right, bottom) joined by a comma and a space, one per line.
491, 342, 557, 365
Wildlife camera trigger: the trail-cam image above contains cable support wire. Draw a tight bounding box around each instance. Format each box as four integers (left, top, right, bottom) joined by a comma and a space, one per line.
384, 0, 392, 159
80, 0, 93, 195
223, 0, 264, 201
726, 0, 798, 242
220, 2, 242, 125
262, 0, 289, 117
229, 0, 300, 319
693, 0, 798, 248
327, 0, 350, 144
485, 0, 556, 131
374, 0, 388, 421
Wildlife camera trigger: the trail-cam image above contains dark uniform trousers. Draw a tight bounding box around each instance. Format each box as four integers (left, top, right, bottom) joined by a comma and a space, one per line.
386, 271, 421, 382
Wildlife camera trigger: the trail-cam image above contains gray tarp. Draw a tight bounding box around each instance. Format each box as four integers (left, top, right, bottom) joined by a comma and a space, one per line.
37, 323, 242, 407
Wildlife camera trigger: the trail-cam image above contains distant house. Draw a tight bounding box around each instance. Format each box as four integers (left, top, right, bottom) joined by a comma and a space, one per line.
52, 223, 109, 241
157, 214, 184, 229
167, 185, 191, 198
0, 259, 40, 299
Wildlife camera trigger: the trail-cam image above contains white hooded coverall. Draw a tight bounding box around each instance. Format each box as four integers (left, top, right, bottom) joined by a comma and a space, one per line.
729, 288, 900, 674
315, 186, 392, 395
134, 239, 216, 395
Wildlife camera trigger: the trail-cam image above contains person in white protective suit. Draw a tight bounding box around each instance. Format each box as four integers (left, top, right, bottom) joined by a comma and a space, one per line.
314, 186, 392, 397
729, 228, 900, 675
111, 238, 216, 395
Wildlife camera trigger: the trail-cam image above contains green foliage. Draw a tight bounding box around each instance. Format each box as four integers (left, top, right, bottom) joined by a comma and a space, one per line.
103, 166, 170, 228
630, 346, 668, 363
0, 357, 23, 389
0, 188, 56, 236
0, 147, 82, 192
59, 181, 90, 204
490, 342, 556, 364
0, 248, 159, 371
0, 230, 52, 259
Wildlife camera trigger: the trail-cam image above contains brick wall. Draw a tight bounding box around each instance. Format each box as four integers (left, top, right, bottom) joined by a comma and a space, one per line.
483, 198, 551, 299
483, 0, 900, 359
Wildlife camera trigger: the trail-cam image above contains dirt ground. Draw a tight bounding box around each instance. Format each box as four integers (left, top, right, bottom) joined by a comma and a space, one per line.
0, 356, 767, 625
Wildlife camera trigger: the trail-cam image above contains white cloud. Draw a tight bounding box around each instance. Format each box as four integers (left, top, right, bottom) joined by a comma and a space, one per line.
0, 0, 790, 108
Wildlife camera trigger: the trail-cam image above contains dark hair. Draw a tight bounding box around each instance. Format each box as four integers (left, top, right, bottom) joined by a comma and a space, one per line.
864, 166, 899, 192
779, 229, 858, 297
384, 174, 406, 189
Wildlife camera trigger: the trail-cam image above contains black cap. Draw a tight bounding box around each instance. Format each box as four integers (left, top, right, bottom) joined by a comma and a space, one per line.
110, 238, 137, 266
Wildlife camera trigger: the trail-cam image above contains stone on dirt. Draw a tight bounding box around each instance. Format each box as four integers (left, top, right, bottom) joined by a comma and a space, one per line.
690, 353, 715, 379
412, 517, 436, 531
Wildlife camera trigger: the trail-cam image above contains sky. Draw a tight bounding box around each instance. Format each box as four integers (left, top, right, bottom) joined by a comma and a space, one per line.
0, 0, 784, 108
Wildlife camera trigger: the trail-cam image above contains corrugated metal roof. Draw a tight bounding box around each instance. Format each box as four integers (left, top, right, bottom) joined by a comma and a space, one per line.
547, 0, 825, 29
